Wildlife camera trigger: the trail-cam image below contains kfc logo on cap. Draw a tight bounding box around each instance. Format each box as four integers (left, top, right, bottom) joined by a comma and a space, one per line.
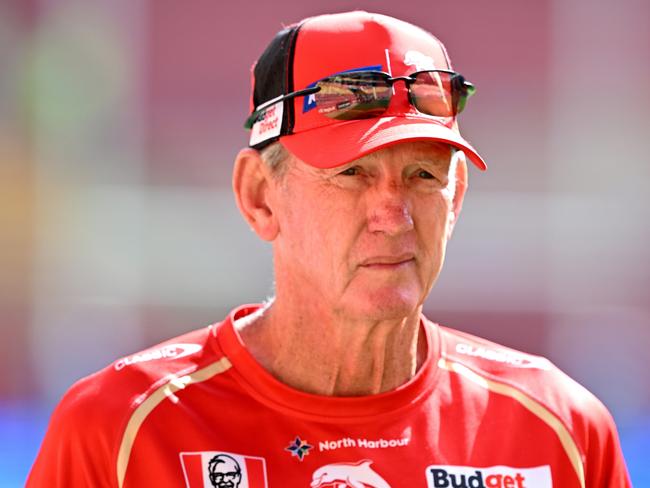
179, 451, 268, 488
426, 465, 552, 488
311, 460, 391, 488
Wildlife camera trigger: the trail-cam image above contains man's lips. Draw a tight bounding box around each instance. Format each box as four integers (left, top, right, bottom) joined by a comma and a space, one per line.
359, 254, 416, 268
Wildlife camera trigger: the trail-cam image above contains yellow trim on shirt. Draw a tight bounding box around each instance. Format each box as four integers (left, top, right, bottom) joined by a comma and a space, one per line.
116, 357, 232, 488
438, 357, 586, 488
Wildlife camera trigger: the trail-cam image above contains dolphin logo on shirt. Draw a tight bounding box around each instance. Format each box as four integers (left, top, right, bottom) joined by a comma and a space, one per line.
311, 460, 391, 488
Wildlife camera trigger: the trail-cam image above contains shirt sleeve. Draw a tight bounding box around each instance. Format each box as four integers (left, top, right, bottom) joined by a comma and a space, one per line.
26, 379, 119, 487
583, 400, 632, 487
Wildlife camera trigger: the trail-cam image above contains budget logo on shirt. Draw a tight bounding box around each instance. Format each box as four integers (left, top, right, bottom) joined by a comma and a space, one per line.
179, 451, 268, 488
425, 465, 552, 488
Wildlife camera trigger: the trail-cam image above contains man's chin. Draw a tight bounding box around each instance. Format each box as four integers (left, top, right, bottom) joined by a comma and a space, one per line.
342, 289, 423, 321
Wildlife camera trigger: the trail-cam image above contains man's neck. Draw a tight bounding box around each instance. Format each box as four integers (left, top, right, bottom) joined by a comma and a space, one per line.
234, 300, 427, 396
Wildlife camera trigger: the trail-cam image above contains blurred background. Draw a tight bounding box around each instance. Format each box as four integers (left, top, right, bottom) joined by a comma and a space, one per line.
1, 0, 648, 485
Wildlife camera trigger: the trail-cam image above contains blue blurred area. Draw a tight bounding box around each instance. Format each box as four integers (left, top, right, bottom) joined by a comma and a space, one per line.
619, 419, 650, 487
2, 402, 648, 486
0, 403, 49, 488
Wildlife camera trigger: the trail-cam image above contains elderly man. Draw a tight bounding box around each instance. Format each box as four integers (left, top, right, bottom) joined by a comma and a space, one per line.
28, 11, 630, 488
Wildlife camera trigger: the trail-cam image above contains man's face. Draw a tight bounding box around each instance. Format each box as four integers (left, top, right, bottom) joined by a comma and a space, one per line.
270, 141, 465, 321
209, 456, 241, 488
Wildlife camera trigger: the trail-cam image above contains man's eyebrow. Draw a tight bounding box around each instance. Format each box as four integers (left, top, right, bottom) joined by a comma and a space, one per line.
344, 152, 378, 165
410, 154, 452, 171
412, 155, 446, 164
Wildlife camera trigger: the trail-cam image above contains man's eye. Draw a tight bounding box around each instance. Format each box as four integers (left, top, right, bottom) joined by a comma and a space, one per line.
418, 170, 435, 179
339, 167, 359, 176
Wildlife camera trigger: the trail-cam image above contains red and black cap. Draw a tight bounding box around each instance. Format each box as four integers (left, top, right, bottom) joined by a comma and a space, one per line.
246, 11, 487, 171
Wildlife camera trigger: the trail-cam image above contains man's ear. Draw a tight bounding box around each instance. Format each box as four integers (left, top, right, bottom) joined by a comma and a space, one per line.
447, 150, 468, 239
232, 148, 279, 241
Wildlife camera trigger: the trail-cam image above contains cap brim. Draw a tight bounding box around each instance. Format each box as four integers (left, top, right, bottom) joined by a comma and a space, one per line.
280, 116, 487, 171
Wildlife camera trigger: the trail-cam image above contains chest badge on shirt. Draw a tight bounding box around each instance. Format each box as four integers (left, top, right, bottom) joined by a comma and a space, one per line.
179, 451, 268, 488
285, 436, 314, 461
312, 459, 391, 488
425, 465, 552, 488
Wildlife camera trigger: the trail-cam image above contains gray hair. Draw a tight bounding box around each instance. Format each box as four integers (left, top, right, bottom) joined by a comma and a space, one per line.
259, 142, 290, 178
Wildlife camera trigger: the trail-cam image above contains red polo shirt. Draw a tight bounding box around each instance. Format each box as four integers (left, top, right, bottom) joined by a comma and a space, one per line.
27, 305, 631, 487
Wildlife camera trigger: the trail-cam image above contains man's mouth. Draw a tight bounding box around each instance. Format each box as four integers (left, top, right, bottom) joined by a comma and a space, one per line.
359, 254, 416, 269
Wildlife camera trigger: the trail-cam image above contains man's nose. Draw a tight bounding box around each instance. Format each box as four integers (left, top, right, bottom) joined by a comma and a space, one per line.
366, 179, 414, 235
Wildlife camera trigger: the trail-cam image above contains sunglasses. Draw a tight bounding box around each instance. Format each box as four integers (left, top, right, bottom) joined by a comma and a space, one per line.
245, 70, 476, 129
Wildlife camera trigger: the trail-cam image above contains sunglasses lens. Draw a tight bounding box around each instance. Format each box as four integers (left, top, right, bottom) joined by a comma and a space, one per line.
411, 71, 466, 117
315, 73, 391, 120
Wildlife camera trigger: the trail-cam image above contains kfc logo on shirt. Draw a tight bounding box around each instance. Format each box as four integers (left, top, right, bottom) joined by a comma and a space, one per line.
426, 465, 552, 488
179, 451, 268, 488
311, 460, 391, 488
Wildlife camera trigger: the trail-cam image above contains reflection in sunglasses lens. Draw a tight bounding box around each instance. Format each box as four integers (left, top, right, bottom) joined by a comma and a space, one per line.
312, 71, 470, 121
316, 74, 390, 120
411, 72, 455, 117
